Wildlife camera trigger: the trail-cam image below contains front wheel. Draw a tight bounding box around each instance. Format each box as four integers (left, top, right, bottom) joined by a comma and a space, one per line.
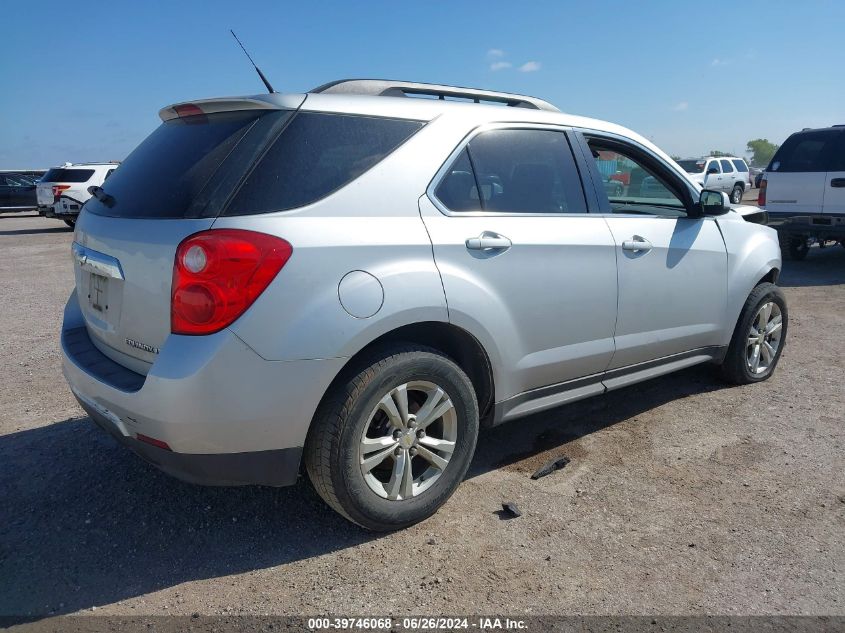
730, 184, 744, 204
63, 218, 76, 228
304, 344, 479, 531
720, 282, 788, 385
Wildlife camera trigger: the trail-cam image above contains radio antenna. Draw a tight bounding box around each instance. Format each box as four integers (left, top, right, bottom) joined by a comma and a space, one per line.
230, 29, 275, 94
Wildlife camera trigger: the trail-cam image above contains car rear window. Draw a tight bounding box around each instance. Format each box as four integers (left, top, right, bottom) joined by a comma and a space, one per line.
41, 168, 94, 183
731, 159, 748, 172
769, 130, 839, 173
85, 110, 282, 219
224, 112, 423, 216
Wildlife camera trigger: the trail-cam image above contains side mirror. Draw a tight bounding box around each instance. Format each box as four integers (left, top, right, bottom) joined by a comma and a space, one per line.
707, 167, 719, 175
696, 189, 729, 216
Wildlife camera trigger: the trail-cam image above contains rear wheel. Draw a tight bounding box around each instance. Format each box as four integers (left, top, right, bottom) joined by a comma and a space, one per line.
304, 344, 479, 531
720, 282, 787, 385
63, 218, 75, 228
787, 236, 809, 260
730, 184, 744, 204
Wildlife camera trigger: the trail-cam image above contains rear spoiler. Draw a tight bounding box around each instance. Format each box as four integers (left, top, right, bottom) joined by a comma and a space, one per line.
158, 95, 305, 121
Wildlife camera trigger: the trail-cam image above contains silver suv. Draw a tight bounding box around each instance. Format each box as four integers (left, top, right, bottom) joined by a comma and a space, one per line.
62, 80, 787, 531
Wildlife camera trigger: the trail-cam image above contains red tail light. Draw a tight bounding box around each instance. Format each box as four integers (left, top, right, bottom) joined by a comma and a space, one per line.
53, 184, 70, 201
171, 229, 292, 335
757, 179, 767, 207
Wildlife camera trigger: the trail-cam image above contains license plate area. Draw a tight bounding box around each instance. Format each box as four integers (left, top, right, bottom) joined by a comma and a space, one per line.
72, 243, 125, 334
89, 272, 109, 313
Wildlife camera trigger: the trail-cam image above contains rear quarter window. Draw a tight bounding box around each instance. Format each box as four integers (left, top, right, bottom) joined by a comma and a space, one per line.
770, 130, 839, 172
224, 112, 423, 216
731, 159, 748, 172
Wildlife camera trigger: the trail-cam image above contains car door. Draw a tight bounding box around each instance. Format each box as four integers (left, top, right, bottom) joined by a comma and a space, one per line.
702, 159, 723, 191
0, 176, 10, 208
720, 159, 737, 191
822, 129, 845, 215
419, 126, 618, 402
7, 174, 35, 207
579, 133, 728, 369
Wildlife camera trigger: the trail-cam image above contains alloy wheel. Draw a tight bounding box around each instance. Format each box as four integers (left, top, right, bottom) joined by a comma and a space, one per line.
746, 301, 783, 375
359, 381, 457, 500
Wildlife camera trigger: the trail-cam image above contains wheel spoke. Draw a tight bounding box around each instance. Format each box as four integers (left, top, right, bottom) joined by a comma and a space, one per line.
385, 449, 413, 500
747, 334, 759, 348
392, 384, 410, 427
377, 393, 404, 429
416, 388, 454, 430
413, 387, 444, 427
361, 443, 398, 473
416, 445, 449, 471
766, 315, 783, 336
400, 451, 414, 498
762, 340, 776, 364
361, 435, 398, 454
417, 436, 456, 454
750, 344, 761, 373
760, 303, 772, 327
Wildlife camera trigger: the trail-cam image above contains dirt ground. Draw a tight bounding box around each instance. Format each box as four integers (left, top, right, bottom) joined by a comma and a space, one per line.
0, 211, 843, 620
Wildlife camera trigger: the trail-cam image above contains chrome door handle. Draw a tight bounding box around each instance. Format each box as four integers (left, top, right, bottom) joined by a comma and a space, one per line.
466, 233, 512, 251
621, 236, 652, 253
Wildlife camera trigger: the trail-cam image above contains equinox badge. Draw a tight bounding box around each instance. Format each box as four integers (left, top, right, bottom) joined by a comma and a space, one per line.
125, 338, 160, 355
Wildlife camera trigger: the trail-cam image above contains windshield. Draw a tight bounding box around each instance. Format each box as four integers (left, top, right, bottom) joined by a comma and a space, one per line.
676, 159, 706, 174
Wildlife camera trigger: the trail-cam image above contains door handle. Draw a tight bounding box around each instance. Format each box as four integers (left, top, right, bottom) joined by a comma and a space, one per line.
621, 236, 652, 253
831, 178, 845, 188
466, 233, 512, 251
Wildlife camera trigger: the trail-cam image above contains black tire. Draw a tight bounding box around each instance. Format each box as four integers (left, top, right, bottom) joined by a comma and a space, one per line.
63, 218, 75, 228
787, 236, 809, 260
720, 282, 788, 385
730, 184, 744, 204
304, 344, 479, 531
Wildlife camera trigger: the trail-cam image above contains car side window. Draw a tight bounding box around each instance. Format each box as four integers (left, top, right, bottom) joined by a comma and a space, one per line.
587, 138, 689, 217
828, 133, 845, 172
435, 128, 587, 214
720, 159, 734, 173
770, 130, 837, 172
732, 159, 749, 173
707, 160, 721, 174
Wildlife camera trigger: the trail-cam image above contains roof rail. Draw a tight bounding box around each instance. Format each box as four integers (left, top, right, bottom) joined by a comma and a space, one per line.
310, 79, 560, 112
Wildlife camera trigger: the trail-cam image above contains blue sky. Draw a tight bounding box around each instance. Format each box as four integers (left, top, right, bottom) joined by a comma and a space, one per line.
2, 0, 843, 169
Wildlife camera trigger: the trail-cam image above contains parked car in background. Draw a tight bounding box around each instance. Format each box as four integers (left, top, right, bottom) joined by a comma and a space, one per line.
676, 156, 750, 203
749, 166, 764, 188
0, 172, 38, 212
37, 162, 119, 227
62, 79, 786, 531
761, 125, 845, 259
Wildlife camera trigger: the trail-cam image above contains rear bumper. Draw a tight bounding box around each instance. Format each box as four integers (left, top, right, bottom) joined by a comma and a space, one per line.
39, 202, 76, 218
78, 395, 303, 486
767, 211, 845, 238
61, 290, 346, 487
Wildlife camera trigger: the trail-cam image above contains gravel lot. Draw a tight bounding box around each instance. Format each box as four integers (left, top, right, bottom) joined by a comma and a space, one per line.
1, 211, 843, 620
